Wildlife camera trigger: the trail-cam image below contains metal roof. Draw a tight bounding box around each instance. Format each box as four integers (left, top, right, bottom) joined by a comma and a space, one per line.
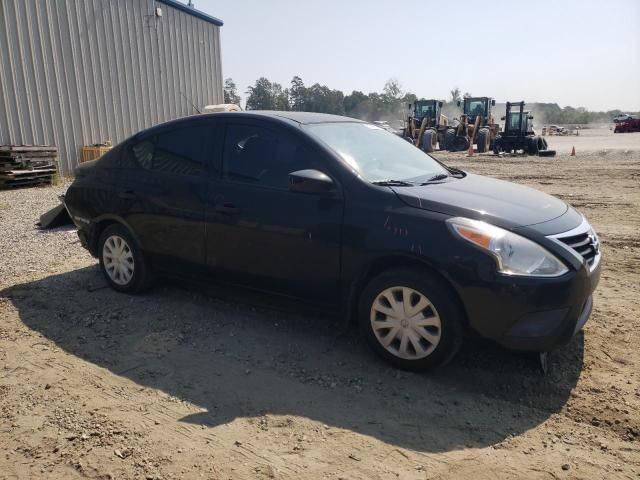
157, 0, 224, 26
0, 0, 223, 174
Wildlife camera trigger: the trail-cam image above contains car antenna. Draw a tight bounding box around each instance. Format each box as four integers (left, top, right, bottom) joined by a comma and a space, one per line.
180, 90, 202, 114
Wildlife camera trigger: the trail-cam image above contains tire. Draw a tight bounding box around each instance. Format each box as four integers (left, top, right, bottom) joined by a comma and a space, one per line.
451, 135, 470, 152
493, 135, 503, 154
358, 268, 465, 371
538, 149, 556, 157
527, 136, 539, 155
537, 136, 547, 151
98, 224, 152, 293
421, 129, 437, 153
476, 128, 489, 153
443, 128, 456, 150
539, 137, 548, 150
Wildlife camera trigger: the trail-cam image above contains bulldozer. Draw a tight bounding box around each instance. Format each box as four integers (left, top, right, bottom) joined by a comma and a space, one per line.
446, 96, 498, 152
402, 99, 449, 152
493, 101, 555, 156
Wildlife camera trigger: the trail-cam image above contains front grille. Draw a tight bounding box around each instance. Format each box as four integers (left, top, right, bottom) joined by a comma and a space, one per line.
557, 232, 598, 266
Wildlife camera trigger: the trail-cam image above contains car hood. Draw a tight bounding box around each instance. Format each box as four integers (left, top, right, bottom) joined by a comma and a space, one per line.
393, 173, 568, 229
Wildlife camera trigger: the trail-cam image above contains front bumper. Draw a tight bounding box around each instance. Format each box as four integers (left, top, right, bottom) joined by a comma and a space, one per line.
499, 292, 594, 351
453, 251, 601, 352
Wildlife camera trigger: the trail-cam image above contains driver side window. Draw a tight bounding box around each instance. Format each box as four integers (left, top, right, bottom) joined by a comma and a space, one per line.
222, 124, 310, 190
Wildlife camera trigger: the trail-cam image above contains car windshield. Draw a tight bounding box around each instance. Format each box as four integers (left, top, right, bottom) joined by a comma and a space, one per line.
305, 122, 447, 183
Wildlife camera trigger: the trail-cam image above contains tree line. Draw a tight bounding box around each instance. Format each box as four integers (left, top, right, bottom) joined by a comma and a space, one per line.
224, 78, 636, 125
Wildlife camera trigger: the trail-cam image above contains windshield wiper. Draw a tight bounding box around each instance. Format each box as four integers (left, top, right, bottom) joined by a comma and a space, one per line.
371, 180, 416, 187
446, 167, 466, 178
420, 173, 449, 184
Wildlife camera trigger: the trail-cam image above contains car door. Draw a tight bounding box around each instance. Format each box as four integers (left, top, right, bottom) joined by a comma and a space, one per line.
119, 118, 216, 270
205, 120, 344, 301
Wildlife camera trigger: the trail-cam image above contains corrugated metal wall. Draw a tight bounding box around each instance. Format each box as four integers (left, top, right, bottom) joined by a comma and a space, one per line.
0, 0, 223, 174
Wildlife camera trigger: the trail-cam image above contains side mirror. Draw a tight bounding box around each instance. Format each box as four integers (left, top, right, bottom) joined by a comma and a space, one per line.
288, 169, 335, 195
500, 116, 506, 121
456, 101, 461, 107
491, 99, 496, 106
528, 115, 534, 120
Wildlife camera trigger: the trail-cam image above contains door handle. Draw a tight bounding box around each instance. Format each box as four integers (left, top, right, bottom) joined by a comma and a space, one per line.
215, 203, 239, 215
118, 191, 137, 200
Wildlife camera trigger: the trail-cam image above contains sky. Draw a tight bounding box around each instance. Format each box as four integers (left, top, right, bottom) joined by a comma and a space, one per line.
195, 0, 640, 111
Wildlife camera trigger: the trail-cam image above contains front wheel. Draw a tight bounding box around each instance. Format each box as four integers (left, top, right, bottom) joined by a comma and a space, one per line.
359, 268, 465, 371
476, 128, 490, 153
421, 129, 437, 153
98, 224, 152, 293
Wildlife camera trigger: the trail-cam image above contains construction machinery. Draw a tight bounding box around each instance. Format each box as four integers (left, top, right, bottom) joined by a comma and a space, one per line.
446, 96, 499, 152
614, 116, 640, 133
402, 99, 449, 152
493, 101, 555, 156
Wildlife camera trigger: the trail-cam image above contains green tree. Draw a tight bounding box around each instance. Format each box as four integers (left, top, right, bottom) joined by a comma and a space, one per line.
343, 90, 370, 118
223, 78, 241, 105
272, 83, 291, 111
246, 77, 276, 110
289, 76, 308, 111
245, 78, 290, 111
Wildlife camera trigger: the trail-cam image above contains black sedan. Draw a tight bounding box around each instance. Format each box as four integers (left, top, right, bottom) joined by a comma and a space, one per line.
65, 112, 601, 370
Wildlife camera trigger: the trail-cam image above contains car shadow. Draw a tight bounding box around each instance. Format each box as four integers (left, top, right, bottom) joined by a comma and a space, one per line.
1, 265, 583, 453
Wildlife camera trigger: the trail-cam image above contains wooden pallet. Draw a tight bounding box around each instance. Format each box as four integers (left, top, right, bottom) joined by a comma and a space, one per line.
0, 158, 55, 169
0, 145, 57, 153
0, 145, 58, 189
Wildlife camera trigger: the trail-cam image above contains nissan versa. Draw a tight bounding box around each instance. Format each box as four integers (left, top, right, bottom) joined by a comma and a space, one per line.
65, 112, 601, 370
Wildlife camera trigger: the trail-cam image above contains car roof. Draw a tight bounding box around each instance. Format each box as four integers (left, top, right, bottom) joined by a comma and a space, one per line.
223, 111, 364, 125
139, 111, 363, 137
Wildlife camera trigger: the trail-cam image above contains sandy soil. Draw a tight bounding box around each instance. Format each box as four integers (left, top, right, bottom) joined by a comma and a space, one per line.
1, 131, 639, 479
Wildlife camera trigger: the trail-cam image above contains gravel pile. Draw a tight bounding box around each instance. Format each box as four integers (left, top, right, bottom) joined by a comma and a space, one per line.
0, 182, 92, 286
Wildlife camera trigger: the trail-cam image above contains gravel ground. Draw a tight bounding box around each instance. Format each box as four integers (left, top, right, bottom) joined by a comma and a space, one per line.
0, 132, 639, 479
0, 181, 86, 285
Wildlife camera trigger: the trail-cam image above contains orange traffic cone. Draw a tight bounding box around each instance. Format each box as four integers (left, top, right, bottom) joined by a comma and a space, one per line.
467, 144, 474, 157
570, 146, 576, 156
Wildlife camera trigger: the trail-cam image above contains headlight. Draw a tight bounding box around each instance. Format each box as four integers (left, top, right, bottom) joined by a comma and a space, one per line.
447, 217, 568, 277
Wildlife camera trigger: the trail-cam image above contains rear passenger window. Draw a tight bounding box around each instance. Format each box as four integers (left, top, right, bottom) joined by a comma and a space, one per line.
223, 124, 310, 190
132, 124, 208, 175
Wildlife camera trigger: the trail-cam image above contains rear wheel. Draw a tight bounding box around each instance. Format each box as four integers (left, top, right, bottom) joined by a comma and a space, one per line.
98, 224, 151, 293
476, 128, 490, 153
537, 136, 547, 151
443, 128, 456, 150
421, 129, 437, 153
493, 135, 503, 154
359, 268, 465, 371
451, 135, 470, 152
527, 136, 539, 155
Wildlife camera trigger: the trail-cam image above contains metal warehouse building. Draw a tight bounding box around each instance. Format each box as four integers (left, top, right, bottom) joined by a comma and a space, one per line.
0, 0, 224, 174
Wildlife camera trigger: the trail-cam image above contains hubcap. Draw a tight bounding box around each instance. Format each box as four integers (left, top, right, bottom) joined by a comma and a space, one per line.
102, 235, 135, 286
370, 286, 442, 360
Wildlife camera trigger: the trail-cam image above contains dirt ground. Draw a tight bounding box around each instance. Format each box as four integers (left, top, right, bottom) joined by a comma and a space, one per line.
1, 131, 639, 479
